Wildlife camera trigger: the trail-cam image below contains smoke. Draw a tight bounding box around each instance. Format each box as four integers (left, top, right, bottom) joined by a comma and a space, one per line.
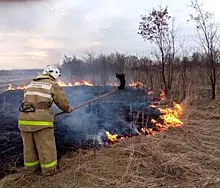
55, 86, 150, 145
0, 85, 152, 148
55, 86, 114, 145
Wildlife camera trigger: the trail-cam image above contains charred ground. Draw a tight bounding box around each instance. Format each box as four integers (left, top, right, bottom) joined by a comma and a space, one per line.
0, 86, 163, 178
1, 86, 220, 187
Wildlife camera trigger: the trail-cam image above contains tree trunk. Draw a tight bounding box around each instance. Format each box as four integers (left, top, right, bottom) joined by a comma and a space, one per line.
149, 75, 154, 91
162, 71, 169, 95
209, 56, 216, 100
210, 68, 216, 100
211, 81, 215, 100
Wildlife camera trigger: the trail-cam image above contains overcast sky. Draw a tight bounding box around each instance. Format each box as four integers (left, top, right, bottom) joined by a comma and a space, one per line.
0, 0, 219, 70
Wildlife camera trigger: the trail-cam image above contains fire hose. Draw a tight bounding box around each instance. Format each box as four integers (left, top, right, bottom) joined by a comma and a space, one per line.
55, 73, 126, 117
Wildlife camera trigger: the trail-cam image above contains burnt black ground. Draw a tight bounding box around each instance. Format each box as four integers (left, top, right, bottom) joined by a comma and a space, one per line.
0, 86, 159, 178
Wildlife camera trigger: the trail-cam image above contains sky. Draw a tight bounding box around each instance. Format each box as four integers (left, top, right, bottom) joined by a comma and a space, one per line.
0, 0, 219, 70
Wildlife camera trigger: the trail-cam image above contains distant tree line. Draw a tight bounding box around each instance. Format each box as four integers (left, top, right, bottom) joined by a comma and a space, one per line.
60, 0, 220, 100
59, 51, 219, 99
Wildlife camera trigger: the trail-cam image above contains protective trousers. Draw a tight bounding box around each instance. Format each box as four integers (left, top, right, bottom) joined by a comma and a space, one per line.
20, 128, 57, 175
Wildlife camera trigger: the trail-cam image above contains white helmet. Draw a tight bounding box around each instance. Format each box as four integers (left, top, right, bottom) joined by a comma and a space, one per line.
42, 65, 61, 80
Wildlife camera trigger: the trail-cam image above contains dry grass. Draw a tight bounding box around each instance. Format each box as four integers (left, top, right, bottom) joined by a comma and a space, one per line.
1, 93, 220, 188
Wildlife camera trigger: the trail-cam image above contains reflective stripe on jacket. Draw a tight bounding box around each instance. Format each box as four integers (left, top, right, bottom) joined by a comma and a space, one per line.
18, 74, 72, 132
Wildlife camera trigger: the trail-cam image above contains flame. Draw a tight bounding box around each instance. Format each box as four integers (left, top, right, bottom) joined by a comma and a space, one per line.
6, 84, 15, 91
106, 94, 184, 143
105, 131, 130, 143
6, 80, 94, 91
107, 83, 118, 86
58, 81, 73, 87
58, 80, 93, 87
6, 84, 25, 91
128, 81, 145, 88
159, 102, 183, 126
106, 131, 118, 142
6, 81, 184, 144
151, 119, 157, 123
142, 102, 184, 135
16, 86, 26, 90
160, 89, 165, 101
7, 80, 150, 91
141, 127, 155, 136
81, 81, 93, 86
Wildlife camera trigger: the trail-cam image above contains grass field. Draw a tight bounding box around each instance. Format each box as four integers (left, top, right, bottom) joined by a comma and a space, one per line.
1, 92, 220, 188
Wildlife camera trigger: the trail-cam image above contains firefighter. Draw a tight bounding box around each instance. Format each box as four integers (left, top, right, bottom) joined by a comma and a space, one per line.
18, 65, 73, 176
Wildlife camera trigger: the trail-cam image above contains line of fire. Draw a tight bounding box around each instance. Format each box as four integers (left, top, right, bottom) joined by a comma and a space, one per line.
5, 80, 184, 144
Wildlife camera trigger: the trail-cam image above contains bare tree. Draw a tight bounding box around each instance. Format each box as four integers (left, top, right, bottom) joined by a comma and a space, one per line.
189, 0, 220, 100
61, 55, 85, 81
125, 55, 139, 81
84, 49, 96, 83
62, 55, 73, 80
96, 54, 110, 85
109, 52, 126, 73
138, 6, 173, 95
138, 57, 155, 90
166, 18, 181, 93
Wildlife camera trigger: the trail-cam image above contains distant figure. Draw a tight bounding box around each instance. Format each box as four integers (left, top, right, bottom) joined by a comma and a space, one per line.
116, 73, 125, 90
18, 65, 73, 176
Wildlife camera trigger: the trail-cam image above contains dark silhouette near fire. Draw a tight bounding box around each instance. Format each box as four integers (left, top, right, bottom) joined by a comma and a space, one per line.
116, 73, 125, 90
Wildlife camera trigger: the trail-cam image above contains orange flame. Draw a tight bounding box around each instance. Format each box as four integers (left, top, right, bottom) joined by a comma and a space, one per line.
107, 83, 118, 86
142, 102, 184, 135
81, 81, 93, 86
159, 102, 183, 126
6, 80, 151, 91
6, 84, 25, 91
160, 89, 165, 101
6, 80, 94, 91
106, 131, 118, 142
58, 81, 73, 87
6, 84, 15, 91
128, 81, 145, 88
106, 92, 184, 143
57, 80, 93, 87
6, 81, 183, 144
